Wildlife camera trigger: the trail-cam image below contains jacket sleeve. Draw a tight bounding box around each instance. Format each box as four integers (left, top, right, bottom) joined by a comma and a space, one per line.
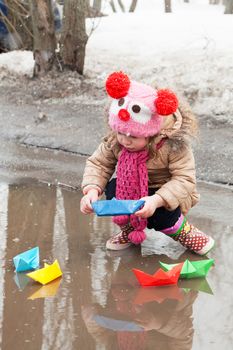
156, 145, 197, 211
81, 141, 118, 194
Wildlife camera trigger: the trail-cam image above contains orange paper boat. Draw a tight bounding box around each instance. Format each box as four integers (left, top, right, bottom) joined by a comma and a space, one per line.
132, 263, 183, 287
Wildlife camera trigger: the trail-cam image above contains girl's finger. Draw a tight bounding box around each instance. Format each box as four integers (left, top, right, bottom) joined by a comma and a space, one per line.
135, 208, 147, 217
83, 208, 93, 215
135, 207, 145, 214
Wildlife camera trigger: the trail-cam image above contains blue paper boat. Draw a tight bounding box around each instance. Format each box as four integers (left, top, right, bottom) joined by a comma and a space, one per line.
13, 247, 40, 272
92, 198, 145, 216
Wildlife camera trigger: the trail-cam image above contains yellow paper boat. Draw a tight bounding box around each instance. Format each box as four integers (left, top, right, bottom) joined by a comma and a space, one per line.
27, 260, 62, 285
28, 277, 62, 300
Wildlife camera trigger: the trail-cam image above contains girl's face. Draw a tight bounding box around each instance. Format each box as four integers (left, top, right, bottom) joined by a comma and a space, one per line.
117, 132, 149, 152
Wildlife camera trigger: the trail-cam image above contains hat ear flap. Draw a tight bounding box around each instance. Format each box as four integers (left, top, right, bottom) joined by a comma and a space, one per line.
155, 89, 179, 116
106, 71, 130, 99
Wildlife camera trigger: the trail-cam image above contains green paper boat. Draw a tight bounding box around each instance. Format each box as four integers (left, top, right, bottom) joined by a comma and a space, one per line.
159, 259, 214, 279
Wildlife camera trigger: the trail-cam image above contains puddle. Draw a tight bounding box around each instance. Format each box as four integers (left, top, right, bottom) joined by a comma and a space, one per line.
0, 182, 232, 349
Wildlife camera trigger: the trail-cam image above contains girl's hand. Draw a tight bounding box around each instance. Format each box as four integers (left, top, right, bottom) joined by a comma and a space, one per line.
135, 194, 165, 219
80, 189, 99, 214
135, 312, 162, 331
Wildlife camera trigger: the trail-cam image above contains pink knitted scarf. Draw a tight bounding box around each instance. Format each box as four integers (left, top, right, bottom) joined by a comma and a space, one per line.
113, 147, 149, 244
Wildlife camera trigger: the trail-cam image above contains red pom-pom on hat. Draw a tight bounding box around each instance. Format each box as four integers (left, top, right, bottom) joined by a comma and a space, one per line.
106, 71, 130, 99
155, 89, 179, 115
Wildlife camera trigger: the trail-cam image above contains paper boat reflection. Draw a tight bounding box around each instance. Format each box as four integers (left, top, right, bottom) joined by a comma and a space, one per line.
133, 285, 183, 304
28, 277, 62, 300
14, 273, 31, 291
179, 278, 213, 295
93, 315, 144, 332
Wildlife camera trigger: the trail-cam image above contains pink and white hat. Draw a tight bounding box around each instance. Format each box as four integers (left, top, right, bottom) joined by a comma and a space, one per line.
106, 71, 179, 138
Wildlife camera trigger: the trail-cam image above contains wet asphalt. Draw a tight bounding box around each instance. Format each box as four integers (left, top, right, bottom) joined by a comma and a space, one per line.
0, 143, 232, 350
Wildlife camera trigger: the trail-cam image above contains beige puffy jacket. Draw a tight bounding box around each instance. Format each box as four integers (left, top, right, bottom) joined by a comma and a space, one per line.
82, 102, 200, 215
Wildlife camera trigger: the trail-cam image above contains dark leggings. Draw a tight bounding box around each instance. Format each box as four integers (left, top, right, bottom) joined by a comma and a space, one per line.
105, 178, 181, 231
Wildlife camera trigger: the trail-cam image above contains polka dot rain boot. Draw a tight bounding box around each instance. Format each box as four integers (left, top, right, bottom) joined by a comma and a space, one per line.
162, 215, 215, 255
106, 223, 134, 250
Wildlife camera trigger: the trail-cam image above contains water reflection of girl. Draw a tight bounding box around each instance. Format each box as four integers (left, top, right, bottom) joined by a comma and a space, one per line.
81, 250, 198, 350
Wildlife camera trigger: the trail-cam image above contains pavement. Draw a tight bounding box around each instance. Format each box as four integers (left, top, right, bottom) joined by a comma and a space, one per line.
0, 95, 233, 186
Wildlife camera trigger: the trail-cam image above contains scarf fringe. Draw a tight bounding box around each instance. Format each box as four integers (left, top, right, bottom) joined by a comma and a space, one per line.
128, 230, 146, 244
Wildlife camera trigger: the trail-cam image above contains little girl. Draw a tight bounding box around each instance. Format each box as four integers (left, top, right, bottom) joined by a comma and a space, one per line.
80, 71, 215, 255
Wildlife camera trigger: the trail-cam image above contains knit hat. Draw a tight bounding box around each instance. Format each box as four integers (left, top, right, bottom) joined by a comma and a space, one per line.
106, 71, 179, 137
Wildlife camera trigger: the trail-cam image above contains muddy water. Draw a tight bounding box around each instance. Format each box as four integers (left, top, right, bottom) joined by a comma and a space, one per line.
0, 182, 232, 350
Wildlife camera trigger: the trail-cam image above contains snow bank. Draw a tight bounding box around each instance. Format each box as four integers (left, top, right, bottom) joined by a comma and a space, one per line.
0, 0, 232, 123
0, 51, 34, 77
